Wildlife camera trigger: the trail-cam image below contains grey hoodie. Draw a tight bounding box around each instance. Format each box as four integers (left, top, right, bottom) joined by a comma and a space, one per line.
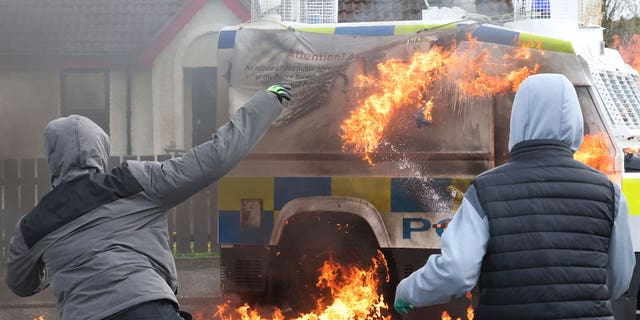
5, 90, 282, 320
395, 74, 635, 308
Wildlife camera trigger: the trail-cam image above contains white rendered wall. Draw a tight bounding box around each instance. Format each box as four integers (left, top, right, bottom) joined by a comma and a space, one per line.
152, 1, 241, 154
109, 70, 154, 156
0, 71, 59, 159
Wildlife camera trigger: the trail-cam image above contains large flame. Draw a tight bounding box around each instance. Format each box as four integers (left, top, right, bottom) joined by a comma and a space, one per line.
339, 46, 450, 164
211, 251, 390, 320
340, 34, 540, 163
574, 133, 615, 175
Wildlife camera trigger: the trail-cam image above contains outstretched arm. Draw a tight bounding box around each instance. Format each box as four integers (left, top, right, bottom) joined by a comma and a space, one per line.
395, 185, 489, 307
127, 89, 284, 209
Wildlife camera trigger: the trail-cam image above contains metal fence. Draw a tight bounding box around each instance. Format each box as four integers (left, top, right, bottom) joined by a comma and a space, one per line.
0, 155, 217, 263
251, 0, 338, 24
512, 0, 601, 27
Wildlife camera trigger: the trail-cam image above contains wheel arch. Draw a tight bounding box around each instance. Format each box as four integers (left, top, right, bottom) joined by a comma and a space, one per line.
268, 196, 392, 247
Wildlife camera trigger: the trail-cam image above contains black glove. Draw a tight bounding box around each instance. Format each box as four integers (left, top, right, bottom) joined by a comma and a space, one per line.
267, 84, 292, 103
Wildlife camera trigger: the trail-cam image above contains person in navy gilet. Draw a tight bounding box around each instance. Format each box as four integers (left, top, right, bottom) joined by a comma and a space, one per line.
394, 74, 635, 320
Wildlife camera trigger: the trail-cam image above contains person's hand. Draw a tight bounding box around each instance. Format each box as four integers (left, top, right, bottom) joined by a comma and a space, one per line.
394, 299, 414, 315
267, 84, 292, 103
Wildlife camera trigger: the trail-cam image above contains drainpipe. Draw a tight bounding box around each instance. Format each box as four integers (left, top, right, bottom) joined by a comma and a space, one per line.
126, 69, 132, 155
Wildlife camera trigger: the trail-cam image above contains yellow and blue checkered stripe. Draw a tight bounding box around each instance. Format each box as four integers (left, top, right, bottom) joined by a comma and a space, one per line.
219, 23, 574, 54
218, 176, 470, 244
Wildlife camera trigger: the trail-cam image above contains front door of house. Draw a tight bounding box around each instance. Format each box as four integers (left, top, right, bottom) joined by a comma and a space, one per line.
190, 67, 217, 146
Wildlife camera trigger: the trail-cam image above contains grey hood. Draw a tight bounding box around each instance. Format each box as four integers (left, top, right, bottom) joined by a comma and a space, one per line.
508, 73, 583, 152
44, 115, 110, 187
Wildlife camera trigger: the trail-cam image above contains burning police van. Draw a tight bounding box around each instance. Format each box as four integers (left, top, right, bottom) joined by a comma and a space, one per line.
213, 13, 640, 320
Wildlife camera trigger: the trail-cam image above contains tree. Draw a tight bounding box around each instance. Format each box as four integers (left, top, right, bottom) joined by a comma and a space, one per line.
603, 0, 640, 45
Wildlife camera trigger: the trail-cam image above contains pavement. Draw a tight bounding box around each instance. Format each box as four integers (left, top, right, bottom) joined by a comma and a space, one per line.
0, 257, 222, 320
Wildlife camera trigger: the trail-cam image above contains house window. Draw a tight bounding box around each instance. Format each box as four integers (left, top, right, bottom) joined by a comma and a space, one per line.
60, 70, 110, 133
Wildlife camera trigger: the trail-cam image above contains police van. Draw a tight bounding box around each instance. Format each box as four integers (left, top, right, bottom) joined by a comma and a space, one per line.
214, 2, 640, 318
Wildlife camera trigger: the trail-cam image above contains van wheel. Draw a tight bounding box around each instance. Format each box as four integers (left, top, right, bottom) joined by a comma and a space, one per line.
281, 239, 385, 315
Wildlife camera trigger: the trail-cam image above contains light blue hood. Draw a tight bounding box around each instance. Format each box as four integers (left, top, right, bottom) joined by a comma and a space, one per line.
44, 115, 110, 187
508, 73, 583, 152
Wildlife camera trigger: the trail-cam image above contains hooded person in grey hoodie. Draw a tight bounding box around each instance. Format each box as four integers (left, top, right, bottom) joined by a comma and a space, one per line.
394, 74, 635, 319
5, 85, 292, 320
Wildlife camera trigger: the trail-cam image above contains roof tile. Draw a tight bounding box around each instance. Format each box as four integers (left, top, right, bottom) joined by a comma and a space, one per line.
0, 0, 187, 56
338, 0, 427, 23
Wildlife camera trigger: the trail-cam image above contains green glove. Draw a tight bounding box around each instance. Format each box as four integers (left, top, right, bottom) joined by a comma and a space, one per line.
267, 84, 292, 103
394, 299, 414, 315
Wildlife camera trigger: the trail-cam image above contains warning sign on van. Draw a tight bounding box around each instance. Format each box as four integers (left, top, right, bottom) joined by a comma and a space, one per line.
228, 28, 425, 127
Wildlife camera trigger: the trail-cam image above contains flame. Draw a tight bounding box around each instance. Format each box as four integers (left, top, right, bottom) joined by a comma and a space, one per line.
574, 133, 614, 175
33, 317, 44, 320
212, 251, 390, 320
520, 39, 544, 52
421, 99, 434, 123
340, 34, 540, 163
455, 41, 540, 97
613, 34, 640, 73
625, 147, 640, 154
213, 303, 285, 320
440, 291, 473, 320
339, 46, 450, 164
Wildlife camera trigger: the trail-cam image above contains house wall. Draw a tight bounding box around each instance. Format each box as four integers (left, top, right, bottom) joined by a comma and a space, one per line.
109, 70, 154, 156
151, 1, 240, 154
130, 71, 154, 155
0, 71, 60, 159
0, 69, 152, 159
110, 71, 127, 156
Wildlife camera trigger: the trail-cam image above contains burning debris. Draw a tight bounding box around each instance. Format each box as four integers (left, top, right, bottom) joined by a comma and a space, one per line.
440, 291, 474, 320
212, 251, 391, 320
339, 33, 541, 164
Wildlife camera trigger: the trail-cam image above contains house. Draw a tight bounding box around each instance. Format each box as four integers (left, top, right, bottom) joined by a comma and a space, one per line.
0, 0, 251, 159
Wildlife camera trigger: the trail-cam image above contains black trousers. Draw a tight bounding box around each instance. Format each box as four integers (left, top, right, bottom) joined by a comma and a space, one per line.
106, 299, 188, 320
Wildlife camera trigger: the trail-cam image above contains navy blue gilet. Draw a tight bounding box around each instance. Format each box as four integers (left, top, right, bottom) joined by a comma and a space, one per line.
473, 140, 615, 320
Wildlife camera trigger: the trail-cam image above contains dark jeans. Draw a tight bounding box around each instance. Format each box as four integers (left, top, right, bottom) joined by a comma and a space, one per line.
106, 299, 185, 320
